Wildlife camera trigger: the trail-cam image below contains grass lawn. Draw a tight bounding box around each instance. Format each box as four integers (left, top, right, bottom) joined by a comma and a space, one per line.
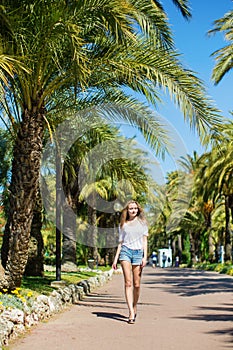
21, 266, 111, 296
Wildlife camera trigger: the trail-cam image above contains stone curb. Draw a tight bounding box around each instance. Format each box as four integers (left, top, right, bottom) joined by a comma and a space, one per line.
0, 269, 114, 348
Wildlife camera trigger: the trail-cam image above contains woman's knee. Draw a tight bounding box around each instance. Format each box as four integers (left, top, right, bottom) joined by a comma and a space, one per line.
125, 280, 132, 288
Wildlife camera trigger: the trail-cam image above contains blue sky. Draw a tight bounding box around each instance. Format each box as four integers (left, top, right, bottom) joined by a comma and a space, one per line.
164, 0, 233, 121
119, 0, 233, 182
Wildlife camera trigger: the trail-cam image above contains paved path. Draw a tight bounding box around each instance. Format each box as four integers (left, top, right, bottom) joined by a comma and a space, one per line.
9, 267, 233, 350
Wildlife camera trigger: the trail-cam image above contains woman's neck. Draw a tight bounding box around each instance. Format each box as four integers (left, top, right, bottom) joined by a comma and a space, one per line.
127, 216, 138, 222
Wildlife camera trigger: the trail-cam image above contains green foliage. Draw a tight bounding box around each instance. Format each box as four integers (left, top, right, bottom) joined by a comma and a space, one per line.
0, 293, 24, 310
42, 225, 56, 257
199, 230, 209, 261
76, 243, 89, 265
209, 9, 233, 84
44, 255, 56, 266
181, 251, 190, 265
0, 288, 34, 311
181, 233, 190, 264
195, 262, 233, 276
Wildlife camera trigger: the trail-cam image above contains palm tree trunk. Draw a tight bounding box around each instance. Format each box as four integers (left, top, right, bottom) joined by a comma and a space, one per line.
24, 187, 44, 276
206, 213, 214, 262
229, 194, 233, 222
205, 210, 214, 262
0, 110, 44, 289
224, 195, 232, 261
62, 202, 77, 266
61, 161, 81, 269
105, 212, 118, 266
87, 203, 98, 263
189, 230, 196, 266
177, 234, 182, 262
208, 229, 214, 263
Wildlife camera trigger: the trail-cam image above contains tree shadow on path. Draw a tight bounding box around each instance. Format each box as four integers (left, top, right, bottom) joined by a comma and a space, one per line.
143, 268, 233, 297
174, 304, 233, 348
143, 267, 233, 346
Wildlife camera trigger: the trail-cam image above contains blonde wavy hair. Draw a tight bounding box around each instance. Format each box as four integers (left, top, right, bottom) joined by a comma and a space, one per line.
119, 200, 146, 228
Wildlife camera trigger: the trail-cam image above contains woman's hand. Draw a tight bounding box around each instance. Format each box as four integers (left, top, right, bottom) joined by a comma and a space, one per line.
112, 242, 122, 270
141, 257, 147, 268
112, 261, 118, 270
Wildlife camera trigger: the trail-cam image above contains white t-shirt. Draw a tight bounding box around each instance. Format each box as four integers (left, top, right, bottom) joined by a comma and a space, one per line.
118, 218, 148, 250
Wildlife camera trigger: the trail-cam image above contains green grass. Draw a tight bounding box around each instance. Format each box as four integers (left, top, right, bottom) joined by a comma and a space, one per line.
21, 268, 109, 296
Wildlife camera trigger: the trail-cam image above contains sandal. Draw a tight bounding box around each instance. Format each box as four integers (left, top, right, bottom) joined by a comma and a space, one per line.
128, 318, 135, 324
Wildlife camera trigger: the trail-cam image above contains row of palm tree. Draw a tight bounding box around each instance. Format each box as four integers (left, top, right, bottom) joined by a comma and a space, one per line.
0, 0, 230, 289
149, 121, 233, 265
148, 7, 233, 264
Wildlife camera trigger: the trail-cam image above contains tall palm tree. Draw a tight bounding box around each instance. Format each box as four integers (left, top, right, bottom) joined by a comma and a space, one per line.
1, 0, 223, 289
199, 124, 233, 261
0, 0, 167, 288
159, 154, 204, 264
183, 152, 217, 261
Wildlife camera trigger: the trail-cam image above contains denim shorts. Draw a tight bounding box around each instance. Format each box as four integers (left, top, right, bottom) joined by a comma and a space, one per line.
119, 245, 143, 265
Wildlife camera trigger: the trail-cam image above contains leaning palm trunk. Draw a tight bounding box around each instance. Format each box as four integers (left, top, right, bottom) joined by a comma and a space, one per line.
0, 110, 44, 289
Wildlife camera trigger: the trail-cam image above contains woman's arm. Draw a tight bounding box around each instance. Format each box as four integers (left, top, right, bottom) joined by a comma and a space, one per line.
141, 235, 148, 268
112, 242, 122, 270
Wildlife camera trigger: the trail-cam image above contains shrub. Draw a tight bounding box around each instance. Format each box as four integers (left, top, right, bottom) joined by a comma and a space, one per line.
0, 288, 34, 311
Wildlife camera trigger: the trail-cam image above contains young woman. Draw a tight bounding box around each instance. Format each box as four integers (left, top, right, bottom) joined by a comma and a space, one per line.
112, 200, 148, 324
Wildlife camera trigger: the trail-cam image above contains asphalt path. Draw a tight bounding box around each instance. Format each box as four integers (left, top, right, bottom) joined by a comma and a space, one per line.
9, 267, 233, 350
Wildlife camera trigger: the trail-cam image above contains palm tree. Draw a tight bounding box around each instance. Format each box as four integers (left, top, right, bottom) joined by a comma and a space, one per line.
1, 0, 223, 290
170, 0, 191, 17
179, 132, 233, 263
208, 9, 233, 85
0, 0, 168, 288
159, 154, 205, 264
148, 186, 170, 250
198, 125, 233, 261
61, 122, 151, 267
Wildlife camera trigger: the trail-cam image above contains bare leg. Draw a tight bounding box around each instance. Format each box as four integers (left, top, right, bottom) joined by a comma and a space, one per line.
132, 265, 142, 316
121, 260, 134, 319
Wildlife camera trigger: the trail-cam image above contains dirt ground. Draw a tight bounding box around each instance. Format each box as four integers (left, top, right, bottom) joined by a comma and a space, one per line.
8, 267, 233, 350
